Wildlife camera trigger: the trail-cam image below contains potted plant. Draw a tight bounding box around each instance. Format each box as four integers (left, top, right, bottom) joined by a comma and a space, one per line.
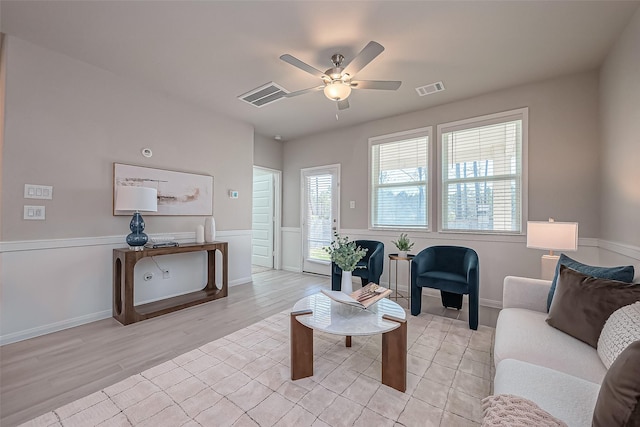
392, 233, 414, 258
324, 233, 368, 294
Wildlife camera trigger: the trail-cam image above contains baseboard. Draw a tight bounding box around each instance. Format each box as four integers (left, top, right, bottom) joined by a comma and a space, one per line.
0, 310, 112, 346
230, 276, 252, 286
389, 284, 503, 309
282, 266, 303, 273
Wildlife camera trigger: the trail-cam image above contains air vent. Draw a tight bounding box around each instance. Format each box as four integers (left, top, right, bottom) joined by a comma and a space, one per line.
415, 81, 445, 97
238, 82, 289, 108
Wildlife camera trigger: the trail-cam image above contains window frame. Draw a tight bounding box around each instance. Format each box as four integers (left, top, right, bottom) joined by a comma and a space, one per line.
368, 126, 433, 231
436, 108, 528, 235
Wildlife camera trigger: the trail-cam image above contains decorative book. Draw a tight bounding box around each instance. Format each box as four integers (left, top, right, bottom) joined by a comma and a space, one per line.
321, 283, 392, 309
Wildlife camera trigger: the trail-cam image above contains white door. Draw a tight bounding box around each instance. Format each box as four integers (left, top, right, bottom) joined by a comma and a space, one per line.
301, 165, 340, 275
252, 169, 274, 268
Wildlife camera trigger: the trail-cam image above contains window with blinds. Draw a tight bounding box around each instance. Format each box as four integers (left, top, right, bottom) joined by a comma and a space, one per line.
305, 173, 333, 261
370, 128, 430, 229
439, 108, 527, 233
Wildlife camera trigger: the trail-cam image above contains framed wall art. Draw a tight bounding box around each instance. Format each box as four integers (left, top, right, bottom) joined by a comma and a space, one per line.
113, 163, 213, 216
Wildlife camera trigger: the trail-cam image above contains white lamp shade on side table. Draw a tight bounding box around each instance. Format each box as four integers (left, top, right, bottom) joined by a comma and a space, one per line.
527, 220, 578, 280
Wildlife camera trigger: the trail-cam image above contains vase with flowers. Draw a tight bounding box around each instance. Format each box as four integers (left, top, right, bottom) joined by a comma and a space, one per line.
323, 233, 368, 294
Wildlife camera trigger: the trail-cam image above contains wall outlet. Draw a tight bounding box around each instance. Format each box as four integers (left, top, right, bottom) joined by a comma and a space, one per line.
162, 269, 170, 279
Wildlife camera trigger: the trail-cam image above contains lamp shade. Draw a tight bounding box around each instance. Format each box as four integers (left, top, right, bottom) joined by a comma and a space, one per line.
115, 186, 158, 212
324, 81, 352, 101
526, 221, 578, 251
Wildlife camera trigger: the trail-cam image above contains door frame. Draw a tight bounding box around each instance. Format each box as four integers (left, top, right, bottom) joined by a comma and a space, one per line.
300, 164, 341, 274
253, 166, 282, 270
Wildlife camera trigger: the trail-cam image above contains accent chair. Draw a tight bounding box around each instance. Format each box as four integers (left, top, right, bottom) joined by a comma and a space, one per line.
411, 245, 479, 329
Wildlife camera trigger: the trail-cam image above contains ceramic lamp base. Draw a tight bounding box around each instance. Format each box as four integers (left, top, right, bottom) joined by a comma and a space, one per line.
126, 212, 148, 250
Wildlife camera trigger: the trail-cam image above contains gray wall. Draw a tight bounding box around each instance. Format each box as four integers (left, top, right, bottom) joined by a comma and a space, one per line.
599, 8, 640, 247
253, 133, 283, 171
283, 71, 601, 237
1, 36, 254, 241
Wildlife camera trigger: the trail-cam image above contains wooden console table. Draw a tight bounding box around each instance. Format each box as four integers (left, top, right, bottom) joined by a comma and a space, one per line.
113, 242, 228, 325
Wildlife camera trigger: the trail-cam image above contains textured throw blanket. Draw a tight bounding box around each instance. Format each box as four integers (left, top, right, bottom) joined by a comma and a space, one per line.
481, 394, 568, 427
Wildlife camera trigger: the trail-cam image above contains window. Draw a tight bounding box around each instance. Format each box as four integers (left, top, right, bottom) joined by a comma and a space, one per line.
439, 108, 527, 233
369, 128, 431, 230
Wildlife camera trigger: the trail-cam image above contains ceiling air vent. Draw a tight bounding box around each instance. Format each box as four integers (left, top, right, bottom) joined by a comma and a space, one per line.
238, 82, 289, 108
415, 81, 445, 97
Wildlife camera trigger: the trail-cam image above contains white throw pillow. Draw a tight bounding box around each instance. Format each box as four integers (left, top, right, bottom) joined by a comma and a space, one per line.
597, 302, 640, 369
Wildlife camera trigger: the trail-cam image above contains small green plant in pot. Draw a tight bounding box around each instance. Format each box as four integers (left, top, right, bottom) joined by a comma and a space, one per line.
392, 233, 414, 258
323, 233, 368, 294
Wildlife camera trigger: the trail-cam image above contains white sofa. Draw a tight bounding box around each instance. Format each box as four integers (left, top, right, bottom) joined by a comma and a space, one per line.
493, 276, 604, 427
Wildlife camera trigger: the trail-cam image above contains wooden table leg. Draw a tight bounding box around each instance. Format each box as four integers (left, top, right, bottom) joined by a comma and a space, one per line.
345, 336, 352, 347
381, 314, 407, 392
291, 310, 313, 380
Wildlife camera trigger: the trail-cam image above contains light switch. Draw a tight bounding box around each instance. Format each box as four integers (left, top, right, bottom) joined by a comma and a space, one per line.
350, 201, 356, 209
24, 184, 53, 200
24, 205, 45, 220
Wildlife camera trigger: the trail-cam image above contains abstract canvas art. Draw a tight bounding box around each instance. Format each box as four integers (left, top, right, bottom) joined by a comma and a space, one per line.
113, 163, 213, 216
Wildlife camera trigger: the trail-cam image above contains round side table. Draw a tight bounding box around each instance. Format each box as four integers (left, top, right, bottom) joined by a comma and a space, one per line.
388, 253, 414, 305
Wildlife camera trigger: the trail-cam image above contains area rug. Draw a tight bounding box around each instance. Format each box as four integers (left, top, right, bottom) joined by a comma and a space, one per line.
20, 310, 494, 427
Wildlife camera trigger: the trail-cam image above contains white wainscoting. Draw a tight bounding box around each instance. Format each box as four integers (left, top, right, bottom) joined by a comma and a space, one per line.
277, 227, 609, 309
281, 227, 302, 272
0, 230, 252, 345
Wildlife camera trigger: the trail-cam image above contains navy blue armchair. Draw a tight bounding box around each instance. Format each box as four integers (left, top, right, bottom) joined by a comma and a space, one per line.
332, 240, 384, 291
411, 246, 479, 330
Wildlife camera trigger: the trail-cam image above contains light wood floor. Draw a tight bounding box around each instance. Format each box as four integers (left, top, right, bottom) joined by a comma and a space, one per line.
0, 270, 499, 427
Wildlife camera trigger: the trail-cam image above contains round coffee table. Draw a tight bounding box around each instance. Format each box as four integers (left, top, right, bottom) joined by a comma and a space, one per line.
290, 292, 407, 392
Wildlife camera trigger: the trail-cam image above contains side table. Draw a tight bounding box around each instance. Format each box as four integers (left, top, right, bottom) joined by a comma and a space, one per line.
388, 253, 414, 305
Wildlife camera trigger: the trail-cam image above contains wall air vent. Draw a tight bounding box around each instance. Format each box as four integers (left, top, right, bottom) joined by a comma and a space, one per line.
238, 82, 289, 107
415, 81, 445, 97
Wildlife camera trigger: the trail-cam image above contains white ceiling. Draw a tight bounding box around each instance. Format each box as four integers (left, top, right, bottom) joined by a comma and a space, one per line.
1, 1, 638, 141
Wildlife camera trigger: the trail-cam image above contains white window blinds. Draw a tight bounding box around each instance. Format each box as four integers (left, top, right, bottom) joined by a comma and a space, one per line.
440, 110, 525, 233
370, 129, 430, 229
305, 173, 332, 261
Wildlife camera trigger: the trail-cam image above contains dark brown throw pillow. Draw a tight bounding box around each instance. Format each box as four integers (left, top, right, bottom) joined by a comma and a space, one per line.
592, 340, 640, 427
546, 265, 640, 348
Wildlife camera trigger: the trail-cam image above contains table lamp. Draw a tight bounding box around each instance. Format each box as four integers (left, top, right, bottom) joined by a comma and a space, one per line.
115, 186, 158, 250
526, 218, 578, 280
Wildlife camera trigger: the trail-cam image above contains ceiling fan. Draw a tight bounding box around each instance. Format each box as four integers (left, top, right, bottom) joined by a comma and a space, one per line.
280, 41, 402, 111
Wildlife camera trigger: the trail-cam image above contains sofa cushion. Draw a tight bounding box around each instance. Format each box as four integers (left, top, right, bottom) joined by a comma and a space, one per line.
547, 254, 635, 311
494, 359, 600, 427
592, 340, 640, 427
546, 266, 640, 348
495, 308, 606, 384
598, 302, 640, 369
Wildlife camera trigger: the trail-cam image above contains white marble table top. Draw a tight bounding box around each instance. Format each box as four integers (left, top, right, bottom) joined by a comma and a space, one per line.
292, 292, 406, 336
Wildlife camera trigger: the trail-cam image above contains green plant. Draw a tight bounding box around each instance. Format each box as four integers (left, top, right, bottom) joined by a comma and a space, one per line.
392, 233, 414, 251
323, 233, 368, 272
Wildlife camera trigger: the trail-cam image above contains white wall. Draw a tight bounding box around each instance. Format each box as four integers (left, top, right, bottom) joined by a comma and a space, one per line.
254, 133, 283, 172
0, 36, 255, 344
599, 7, 640, 248
283, 71, 602, 237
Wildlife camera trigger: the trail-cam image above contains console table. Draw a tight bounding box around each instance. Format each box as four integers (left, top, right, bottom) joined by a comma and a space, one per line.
113, 242, 228, 325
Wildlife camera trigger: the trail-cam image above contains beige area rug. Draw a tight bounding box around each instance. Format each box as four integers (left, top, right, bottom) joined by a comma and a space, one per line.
20, 309, 494, 427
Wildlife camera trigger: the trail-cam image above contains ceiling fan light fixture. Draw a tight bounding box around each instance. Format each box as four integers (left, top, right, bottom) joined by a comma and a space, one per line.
324, 80, 352, 101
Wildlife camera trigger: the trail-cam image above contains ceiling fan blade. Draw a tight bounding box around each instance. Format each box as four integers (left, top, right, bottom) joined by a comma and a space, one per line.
280, 54, 326, 78
351, 80, 402, 90
284, 85, 324, 98
337, 99, 350, 110
343, 41, 385, 77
